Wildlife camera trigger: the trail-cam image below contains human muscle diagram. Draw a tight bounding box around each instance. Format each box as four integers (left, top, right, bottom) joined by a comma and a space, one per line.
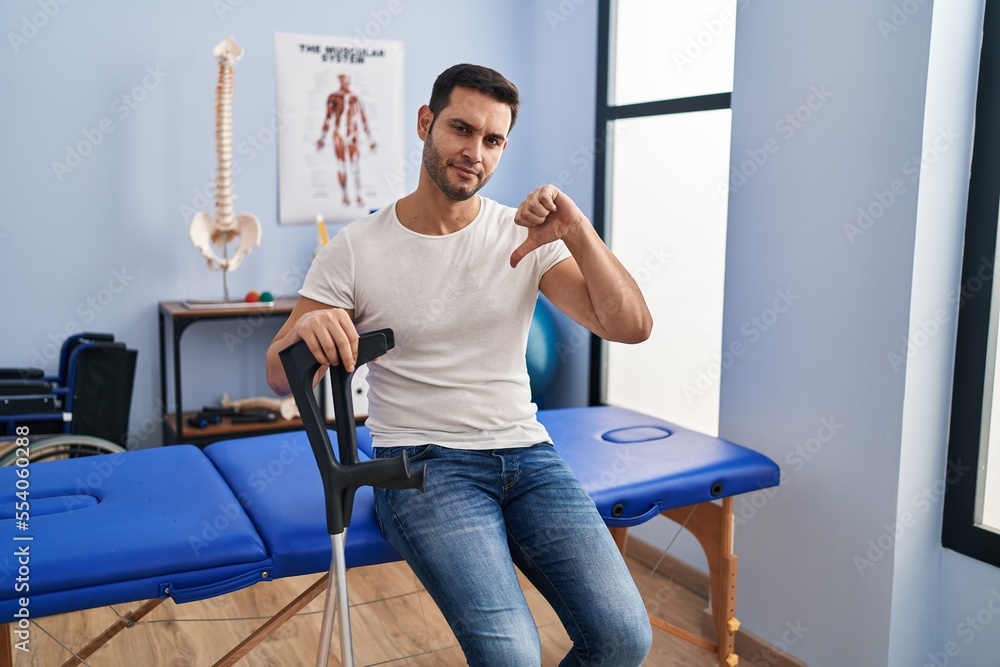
275, 33, 404, 225
317, 74, 377, 207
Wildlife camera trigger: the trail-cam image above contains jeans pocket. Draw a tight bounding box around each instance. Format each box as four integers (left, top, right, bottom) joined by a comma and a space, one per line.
376, 444, 435, 462
404, 444, 435, 462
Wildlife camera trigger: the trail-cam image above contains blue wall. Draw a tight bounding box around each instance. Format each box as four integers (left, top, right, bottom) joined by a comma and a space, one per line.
722, 0, 929, 663
0, 0, 598, 446
721, 0, 1000, 665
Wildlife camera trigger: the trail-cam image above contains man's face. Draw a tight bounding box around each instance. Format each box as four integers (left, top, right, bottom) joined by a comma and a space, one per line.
420, 87, 510, 201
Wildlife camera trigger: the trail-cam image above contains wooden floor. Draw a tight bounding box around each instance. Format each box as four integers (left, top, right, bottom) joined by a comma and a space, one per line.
13, 552, 721, 666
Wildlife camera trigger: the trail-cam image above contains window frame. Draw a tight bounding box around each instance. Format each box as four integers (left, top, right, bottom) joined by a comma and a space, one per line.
943, 0, 1000, 569
590, 0, 733, 405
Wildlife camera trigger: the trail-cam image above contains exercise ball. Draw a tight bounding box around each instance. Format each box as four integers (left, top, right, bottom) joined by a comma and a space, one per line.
527, 298, 560, 399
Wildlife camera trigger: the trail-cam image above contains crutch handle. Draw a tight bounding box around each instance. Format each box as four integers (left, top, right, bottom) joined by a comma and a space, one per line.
279, 329, 426, 536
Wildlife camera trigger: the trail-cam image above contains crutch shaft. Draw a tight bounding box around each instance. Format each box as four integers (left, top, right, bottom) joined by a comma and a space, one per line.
334, 532, 354, 667
315, 551, 340, 667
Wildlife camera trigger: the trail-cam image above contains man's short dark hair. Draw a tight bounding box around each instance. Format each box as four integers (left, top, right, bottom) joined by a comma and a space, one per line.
428, 64, 520, 132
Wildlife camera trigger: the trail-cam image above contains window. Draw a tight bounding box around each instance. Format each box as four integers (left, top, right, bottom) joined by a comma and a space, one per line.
944, 0, 1000, 569
593, 0, 736, 437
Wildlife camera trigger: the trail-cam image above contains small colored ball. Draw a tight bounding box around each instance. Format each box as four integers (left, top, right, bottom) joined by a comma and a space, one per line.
260, 291, 275, 303
244, 290, 261, 303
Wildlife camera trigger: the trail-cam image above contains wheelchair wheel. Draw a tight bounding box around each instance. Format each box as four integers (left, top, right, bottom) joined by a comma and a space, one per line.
0, 435, 126, 466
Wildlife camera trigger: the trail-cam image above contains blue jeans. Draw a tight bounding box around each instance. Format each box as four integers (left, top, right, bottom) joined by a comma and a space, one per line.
373, 442, 652, 666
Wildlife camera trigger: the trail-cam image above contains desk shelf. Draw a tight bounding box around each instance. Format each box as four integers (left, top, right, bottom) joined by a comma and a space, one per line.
162, 411, 366, 445
158, 298, 297, 445
165, 411, 304, 442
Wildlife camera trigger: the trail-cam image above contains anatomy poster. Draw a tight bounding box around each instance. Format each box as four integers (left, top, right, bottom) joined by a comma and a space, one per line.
275, 33, 404, 225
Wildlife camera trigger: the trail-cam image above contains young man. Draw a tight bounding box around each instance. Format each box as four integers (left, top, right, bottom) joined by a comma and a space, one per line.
266, 64, 653, 666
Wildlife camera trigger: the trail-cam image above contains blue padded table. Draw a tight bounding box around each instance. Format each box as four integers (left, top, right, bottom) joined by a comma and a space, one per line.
0, 445, 274, 667
0, 407, 778, 667
0, 446, 270, 620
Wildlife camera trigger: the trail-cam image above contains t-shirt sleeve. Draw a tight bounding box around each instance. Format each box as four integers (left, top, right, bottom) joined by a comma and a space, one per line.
534, 237, 573, 279
299, 227, 355, 310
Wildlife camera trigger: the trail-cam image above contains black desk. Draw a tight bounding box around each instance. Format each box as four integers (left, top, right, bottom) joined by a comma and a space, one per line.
158, 298, 297, 444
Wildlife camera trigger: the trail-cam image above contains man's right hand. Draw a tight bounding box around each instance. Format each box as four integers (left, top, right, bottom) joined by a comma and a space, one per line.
266, 298, 358, 396
293, 307, 359, 373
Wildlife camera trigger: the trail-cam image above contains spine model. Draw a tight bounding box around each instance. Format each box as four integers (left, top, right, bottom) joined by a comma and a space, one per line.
189, 36, 262, 289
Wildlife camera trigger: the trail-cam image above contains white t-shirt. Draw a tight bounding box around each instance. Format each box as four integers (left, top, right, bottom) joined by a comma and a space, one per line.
300, 196, 572, 450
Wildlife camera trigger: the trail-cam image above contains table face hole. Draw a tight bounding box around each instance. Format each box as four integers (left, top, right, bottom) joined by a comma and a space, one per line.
601, 426, 672, 443
0, 494, 99, 518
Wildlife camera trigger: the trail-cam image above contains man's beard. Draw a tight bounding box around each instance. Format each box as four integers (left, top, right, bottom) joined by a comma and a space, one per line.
422, 127, 493, 201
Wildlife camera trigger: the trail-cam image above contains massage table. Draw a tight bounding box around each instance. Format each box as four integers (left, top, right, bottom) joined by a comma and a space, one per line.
0, 377, 779, 666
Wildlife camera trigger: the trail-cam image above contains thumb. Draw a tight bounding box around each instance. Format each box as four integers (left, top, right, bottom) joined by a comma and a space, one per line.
510, 236, 542, 268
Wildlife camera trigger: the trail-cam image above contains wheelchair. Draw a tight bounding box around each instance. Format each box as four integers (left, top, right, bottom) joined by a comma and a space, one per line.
0, 332, 137, 464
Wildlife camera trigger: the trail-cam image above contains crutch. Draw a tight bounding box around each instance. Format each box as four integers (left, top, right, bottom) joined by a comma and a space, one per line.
279, 329, 426, 667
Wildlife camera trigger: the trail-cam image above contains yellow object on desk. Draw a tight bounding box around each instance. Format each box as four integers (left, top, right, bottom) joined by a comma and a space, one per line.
316, 214, 330, 246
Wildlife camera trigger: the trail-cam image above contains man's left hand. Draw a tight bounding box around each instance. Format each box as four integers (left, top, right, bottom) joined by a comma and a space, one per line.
510, 185, 586, 268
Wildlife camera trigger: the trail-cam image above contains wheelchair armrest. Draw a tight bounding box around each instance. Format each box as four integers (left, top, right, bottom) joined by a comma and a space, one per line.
0, 368, 44, 380
0, 379, 53, 395
80, 333, 115, 342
